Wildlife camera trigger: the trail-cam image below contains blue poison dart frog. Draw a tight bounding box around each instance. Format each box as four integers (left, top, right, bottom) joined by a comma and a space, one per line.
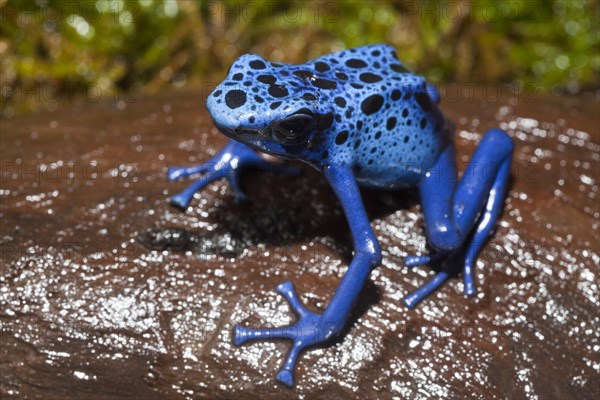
166, 44, 514, 386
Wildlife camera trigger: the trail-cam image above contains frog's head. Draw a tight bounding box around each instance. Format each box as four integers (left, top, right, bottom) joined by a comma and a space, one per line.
206, 54, 334, 158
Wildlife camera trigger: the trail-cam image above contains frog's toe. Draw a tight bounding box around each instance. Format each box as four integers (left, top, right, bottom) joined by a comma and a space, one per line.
232, 324, 307, 387
464, 277, 476, 297
276, 281, 313, 317
276, 341, 304, 386
169, 171, 225, 211
403, 246, 481, 306
233, 282, 316, 346
404, 254, 431, 267
166, 164, 210, 181
463, 252, 477, 297
234, 325, 290, 345
234, 324, 306, 387
276, 369, 294, 387
169, 194, 190, 211
233, 281, 339, 386
166, 166, 184, 181
167, 166, 189, 181
403, 269, 451, 308
404, 252, 445, 267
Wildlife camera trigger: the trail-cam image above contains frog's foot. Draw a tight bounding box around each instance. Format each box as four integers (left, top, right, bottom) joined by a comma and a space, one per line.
403, 268, 452, 309
404, 129, 514, 308
402, 248, 465, 308
233, 281, 339, 387
403, 251, 457, 309
404, 252, 445, 268
403, 242, 484, 308
167, 141, 300, 210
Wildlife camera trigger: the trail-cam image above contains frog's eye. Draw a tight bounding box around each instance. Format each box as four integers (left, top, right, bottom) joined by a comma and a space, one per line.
272, 113, 314, 145
279, 114, 312, 135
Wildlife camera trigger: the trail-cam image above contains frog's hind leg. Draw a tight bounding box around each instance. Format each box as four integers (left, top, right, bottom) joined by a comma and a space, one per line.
403, 128, 513, 308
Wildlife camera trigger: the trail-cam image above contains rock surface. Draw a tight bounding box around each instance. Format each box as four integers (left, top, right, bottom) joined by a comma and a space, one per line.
1, 87, 598, 399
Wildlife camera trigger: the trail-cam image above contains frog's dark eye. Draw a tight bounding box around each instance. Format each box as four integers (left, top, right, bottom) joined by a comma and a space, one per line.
279, 115, 312, 135
272, 113, 314, 145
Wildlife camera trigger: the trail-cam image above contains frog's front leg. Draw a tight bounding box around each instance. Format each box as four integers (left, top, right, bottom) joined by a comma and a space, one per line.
167, 140, 299, 209
234, 164, 381, 386
403, 128, 514, 307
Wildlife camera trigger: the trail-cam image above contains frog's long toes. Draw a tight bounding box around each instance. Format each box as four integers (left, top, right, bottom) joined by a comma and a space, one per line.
276, 341, 304, 387
233, 325, 293, 346
404, 255, 431, 267
233, 326, 261, 345
404, 252, 444, 267
464, 280, 476, 297
233, 323, 308, 386
169, 173, 223, 210
276, 369, 294, 387
232, 326, 251, 345
463, 259, 477, 297
233, 283, 314, 346
276, 281, 313, 318
167, 164, 209, 181
167, 166, 186, 181
169, 192, 192, 211
403, 270, 450, 308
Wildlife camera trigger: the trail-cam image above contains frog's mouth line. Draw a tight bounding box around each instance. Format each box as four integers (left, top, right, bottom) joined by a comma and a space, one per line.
217, 126, 290, 157
212, 121, 265, 141
233, 127, 262, 136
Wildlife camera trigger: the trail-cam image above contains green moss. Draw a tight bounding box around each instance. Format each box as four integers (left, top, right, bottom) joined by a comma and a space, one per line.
1, 0, 598, 116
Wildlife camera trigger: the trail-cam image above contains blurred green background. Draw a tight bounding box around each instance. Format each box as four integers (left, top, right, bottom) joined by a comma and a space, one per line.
1, 0, 598, 117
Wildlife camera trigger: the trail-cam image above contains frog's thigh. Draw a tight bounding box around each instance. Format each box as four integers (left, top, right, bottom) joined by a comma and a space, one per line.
451, 129, 514, 231
418, 144, 462, 252
418, 129, 514, 252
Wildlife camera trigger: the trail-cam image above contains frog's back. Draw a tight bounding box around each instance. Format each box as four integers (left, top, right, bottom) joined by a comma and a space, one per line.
309, 44, 449, 189
207, 44, 450, 189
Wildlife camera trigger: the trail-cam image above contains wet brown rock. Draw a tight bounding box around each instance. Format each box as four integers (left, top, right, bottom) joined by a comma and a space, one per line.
1, 87, 598, 399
